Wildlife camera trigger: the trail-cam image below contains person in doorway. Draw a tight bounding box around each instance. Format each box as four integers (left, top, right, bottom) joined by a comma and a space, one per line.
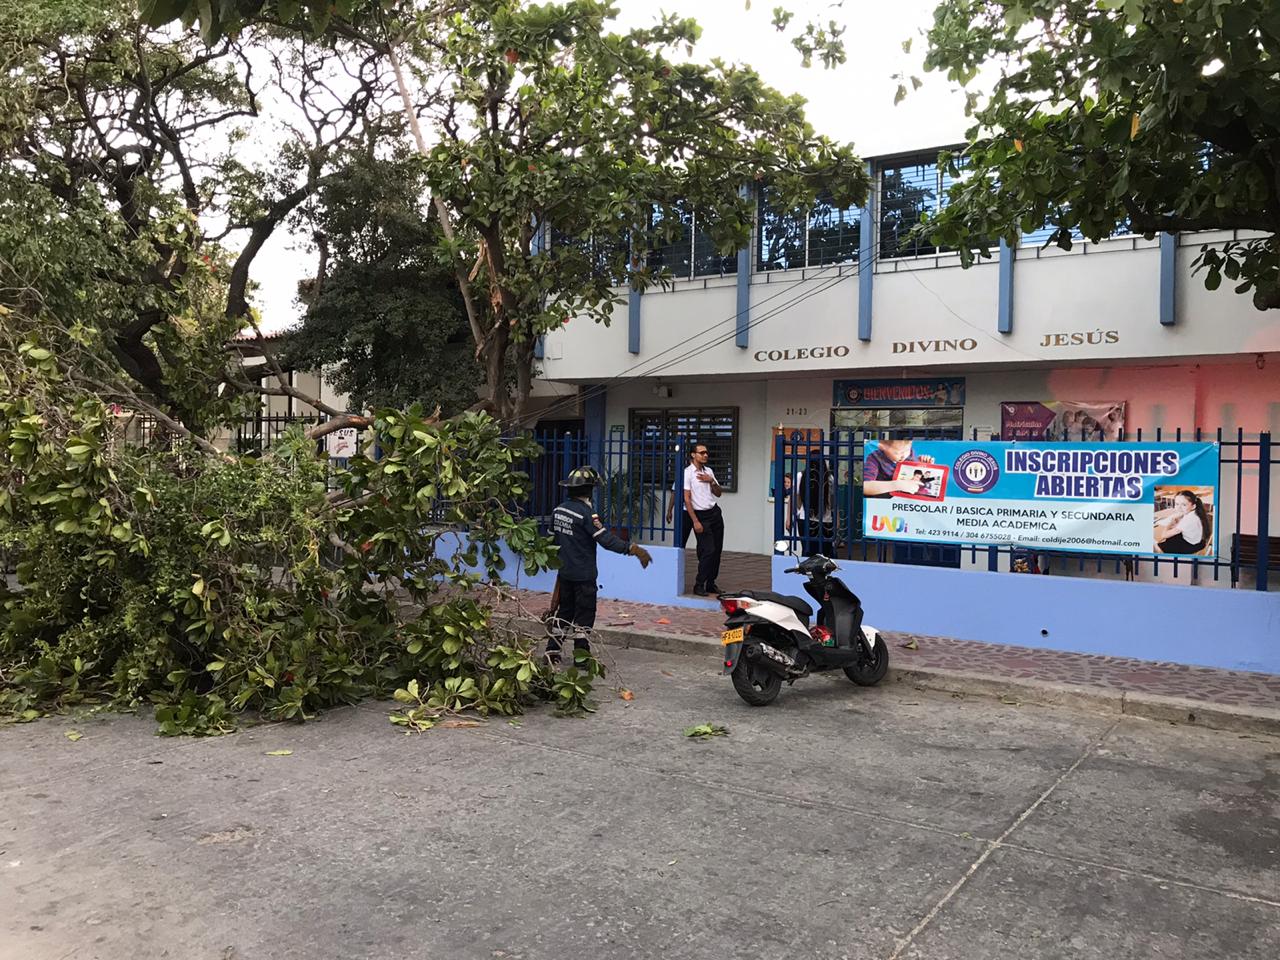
1154, 490, 1210, 555
545, 466, 652, 665
795, 451, 835, 556
862, 438, 934, 498
682, 444, 724, 595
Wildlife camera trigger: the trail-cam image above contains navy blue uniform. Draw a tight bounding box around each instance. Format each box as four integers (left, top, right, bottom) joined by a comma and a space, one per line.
550, 498, 631, 654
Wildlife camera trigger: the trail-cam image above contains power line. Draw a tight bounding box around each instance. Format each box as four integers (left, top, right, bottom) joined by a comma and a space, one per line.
531, 254, 871, 423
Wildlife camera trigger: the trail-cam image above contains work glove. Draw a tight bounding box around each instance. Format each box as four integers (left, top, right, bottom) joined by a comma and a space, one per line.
629, 544, 652, 569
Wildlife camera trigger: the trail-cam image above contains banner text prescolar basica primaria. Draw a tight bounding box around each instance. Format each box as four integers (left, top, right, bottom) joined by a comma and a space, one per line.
861, 440, 1220, 558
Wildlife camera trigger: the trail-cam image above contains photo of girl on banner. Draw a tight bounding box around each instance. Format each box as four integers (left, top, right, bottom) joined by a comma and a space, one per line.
1153, 487, 1215, 556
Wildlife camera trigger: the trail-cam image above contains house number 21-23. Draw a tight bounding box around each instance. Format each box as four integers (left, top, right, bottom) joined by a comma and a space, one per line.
785, 408, 807, 416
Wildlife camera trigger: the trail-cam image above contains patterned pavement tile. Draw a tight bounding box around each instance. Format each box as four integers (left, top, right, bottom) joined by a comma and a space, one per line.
490, 588, 1280, 712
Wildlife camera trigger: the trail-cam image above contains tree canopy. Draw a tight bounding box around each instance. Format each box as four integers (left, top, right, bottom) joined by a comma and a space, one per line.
142, 0, 869, 421
284, 145, 481, 415
776, 0, 1280, 309
924, 0, 1280, 309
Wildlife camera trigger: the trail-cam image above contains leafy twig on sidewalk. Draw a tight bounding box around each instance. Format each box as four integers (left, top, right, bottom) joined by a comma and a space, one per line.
683, 723, 729, 739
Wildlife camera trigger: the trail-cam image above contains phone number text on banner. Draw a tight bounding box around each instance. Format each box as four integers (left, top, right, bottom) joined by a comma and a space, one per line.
862, 440, 1220, 558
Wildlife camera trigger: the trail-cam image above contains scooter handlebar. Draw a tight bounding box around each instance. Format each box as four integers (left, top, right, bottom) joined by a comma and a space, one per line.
783, 566, 801, 574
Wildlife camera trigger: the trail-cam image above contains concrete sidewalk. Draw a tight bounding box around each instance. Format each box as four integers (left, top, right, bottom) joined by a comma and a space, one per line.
492, 588, 1280, 736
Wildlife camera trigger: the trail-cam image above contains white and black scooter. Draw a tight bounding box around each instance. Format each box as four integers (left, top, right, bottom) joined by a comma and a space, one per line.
719, 554, 889, 706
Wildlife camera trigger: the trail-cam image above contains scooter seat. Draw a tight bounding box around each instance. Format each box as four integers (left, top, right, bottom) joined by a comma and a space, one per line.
736, 590, 813, 620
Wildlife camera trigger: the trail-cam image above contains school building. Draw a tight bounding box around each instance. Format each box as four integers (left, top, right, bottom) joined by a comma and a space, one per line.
531, 147, 1280, 673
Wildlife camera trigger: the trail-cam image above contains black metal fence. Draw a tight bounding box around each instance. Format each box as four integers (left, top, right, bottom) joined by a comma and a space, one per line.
522, 431, 690, 541
774, 428, 1277, 592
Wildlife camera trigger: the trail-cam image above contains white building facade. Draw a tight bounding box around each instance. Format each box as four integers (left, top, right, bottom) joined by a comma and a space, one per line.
534, 148, 1280, 573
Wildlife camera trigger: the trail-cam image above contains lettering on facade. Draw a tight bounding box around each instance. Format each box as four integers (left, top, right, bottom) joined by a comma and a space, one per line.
753, 345, 851, 362
1039, 330, 1120, 348
891, 338, 978, 354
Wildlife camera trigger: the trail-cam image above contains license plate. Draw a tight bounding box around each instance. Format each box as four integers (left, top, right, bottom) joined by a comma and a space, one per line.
721, 628, 744, 645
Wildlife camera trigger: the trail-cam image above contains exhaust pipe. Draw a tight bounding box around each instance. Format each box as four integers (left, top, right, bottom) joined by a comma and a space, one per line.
746, 642, 805, 679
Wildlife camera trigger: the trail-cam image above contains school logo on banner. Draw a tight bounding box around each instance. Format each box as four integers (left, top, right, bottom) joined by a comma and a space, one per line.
954, 450, 1000, 494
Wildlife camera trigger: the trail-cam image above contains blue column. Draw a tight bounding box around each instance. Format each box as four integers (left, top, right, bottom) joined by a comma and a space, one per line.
1257, 432, 1271, 592
736, 184, 751, 348
1159, 232, 1177, 326
858, 163, 876, 342
627, 232, 642, 354
532, 218, 548, 358
628, 288, 641, 354
584, 386, 606, 454
997, 238, 1014, 334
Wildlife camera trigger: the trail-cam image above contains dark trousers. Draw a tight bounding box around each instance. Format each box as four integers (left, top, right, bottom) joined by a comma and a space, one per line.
804, 518, 835, 557
547, 577, 598, 656
676, 514, 693, 548
693, 506, 724, 588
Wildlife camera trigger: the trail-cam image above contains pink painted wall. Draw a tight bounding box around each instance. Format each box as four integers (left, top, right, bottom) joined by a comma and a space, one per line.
1042, 359, 1278, 557
1043, 358, 1279, 435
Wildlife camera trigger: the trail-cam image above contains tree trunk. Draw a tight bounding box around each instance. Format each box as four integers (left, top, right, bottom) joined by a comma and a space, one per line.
482, 321, 512, 420
512, 337, 535, 427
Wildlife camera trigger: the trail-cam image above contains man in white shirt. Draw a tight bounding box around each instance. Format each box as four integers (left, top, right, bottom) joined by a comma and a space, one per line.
682, 443, 724, 595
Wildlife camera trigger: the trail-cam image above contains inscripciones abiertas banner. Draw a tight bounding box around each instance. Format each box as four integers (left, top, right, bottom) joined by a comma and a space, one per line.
862, 441, 1220, 558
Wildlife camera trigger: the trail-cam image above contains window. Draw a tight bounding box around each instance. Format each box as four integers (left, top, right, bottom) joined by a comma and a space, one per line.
648, 202, 693, 279
757, 186, 861, 271
550, 225, 629, 284
629, 407, 740, 492
757, 187, 806, 271
808, 192, 861, 266
879, 155, 948, 259
648, 203, 737, 280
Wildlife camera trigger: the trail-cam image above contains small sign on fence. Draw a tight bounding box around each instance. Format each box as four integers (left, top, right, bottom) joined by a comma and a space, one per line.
863, 440, 1220, 558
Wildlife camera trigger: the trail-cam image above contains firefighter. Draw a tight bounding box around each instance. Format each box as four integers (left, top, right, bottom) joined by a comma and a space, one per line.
545, 466, 652, 665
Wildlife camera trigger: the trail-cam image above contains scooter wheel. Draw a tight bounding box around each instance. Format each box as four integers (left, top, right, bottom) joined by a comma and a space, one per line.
843, 633, 889, 687
732, 659, 782, 706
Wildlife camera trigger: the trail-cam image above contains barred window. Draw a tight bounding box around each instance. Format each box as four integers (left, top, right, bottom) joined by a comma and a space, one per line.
648, 202, 737, 280
879, 155, 947, 259
629, 407, 739, 492
757, 186, 861, 271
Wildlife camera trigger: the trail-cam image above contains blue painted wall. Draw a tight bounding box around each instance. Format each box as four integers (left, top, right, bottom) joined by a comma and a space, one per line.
434, 536, 719, 611
772, 556, 1280, 675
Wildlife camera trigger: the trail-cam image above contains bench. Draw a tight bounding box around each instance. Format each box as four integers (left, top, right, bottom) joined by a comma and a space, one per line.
1232, 533, 1280, 585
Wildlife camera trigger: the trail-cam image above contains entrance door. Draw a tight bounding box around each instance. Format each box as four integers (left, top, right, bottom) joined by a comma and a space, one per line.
832, 407, 965, 569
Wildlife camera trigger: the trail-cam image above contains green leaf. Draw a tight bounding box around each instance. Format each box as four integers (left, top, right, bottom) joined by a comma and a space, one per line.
206, 661, 226, 672
140, 0, 186, 27
682, 723, 729, 739
65, 730, 83, 742
264, 749, 293, 756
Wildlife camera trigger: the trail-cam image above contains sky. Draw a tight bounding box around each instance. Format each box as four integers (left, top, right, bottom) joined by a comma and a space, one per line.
252, 0, 974, 331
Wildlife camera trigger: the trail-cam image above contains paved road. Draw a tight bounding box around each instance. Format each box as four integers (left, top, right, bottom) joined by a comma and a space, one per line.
2, 646, 1277, 960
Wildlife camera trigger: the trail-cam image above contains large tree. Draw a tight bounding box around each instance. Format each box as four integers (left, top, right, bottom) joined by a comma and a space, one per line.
146, 0, 869, 422
923, 0, 1280, 310
1, 0, 393, 443
284, 144, 482, 415
766, 0, 1280, 309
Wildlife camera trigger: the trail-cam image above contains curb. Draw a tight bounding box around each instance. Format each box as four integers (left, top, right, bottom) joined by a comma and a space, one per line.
504, 617, 1280, 738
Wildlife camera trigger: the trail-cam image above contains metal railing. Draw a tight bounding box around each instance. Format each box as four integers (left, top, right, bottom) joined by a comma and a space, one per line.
773, 428, 1276, 592
521, 431, 692, 542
